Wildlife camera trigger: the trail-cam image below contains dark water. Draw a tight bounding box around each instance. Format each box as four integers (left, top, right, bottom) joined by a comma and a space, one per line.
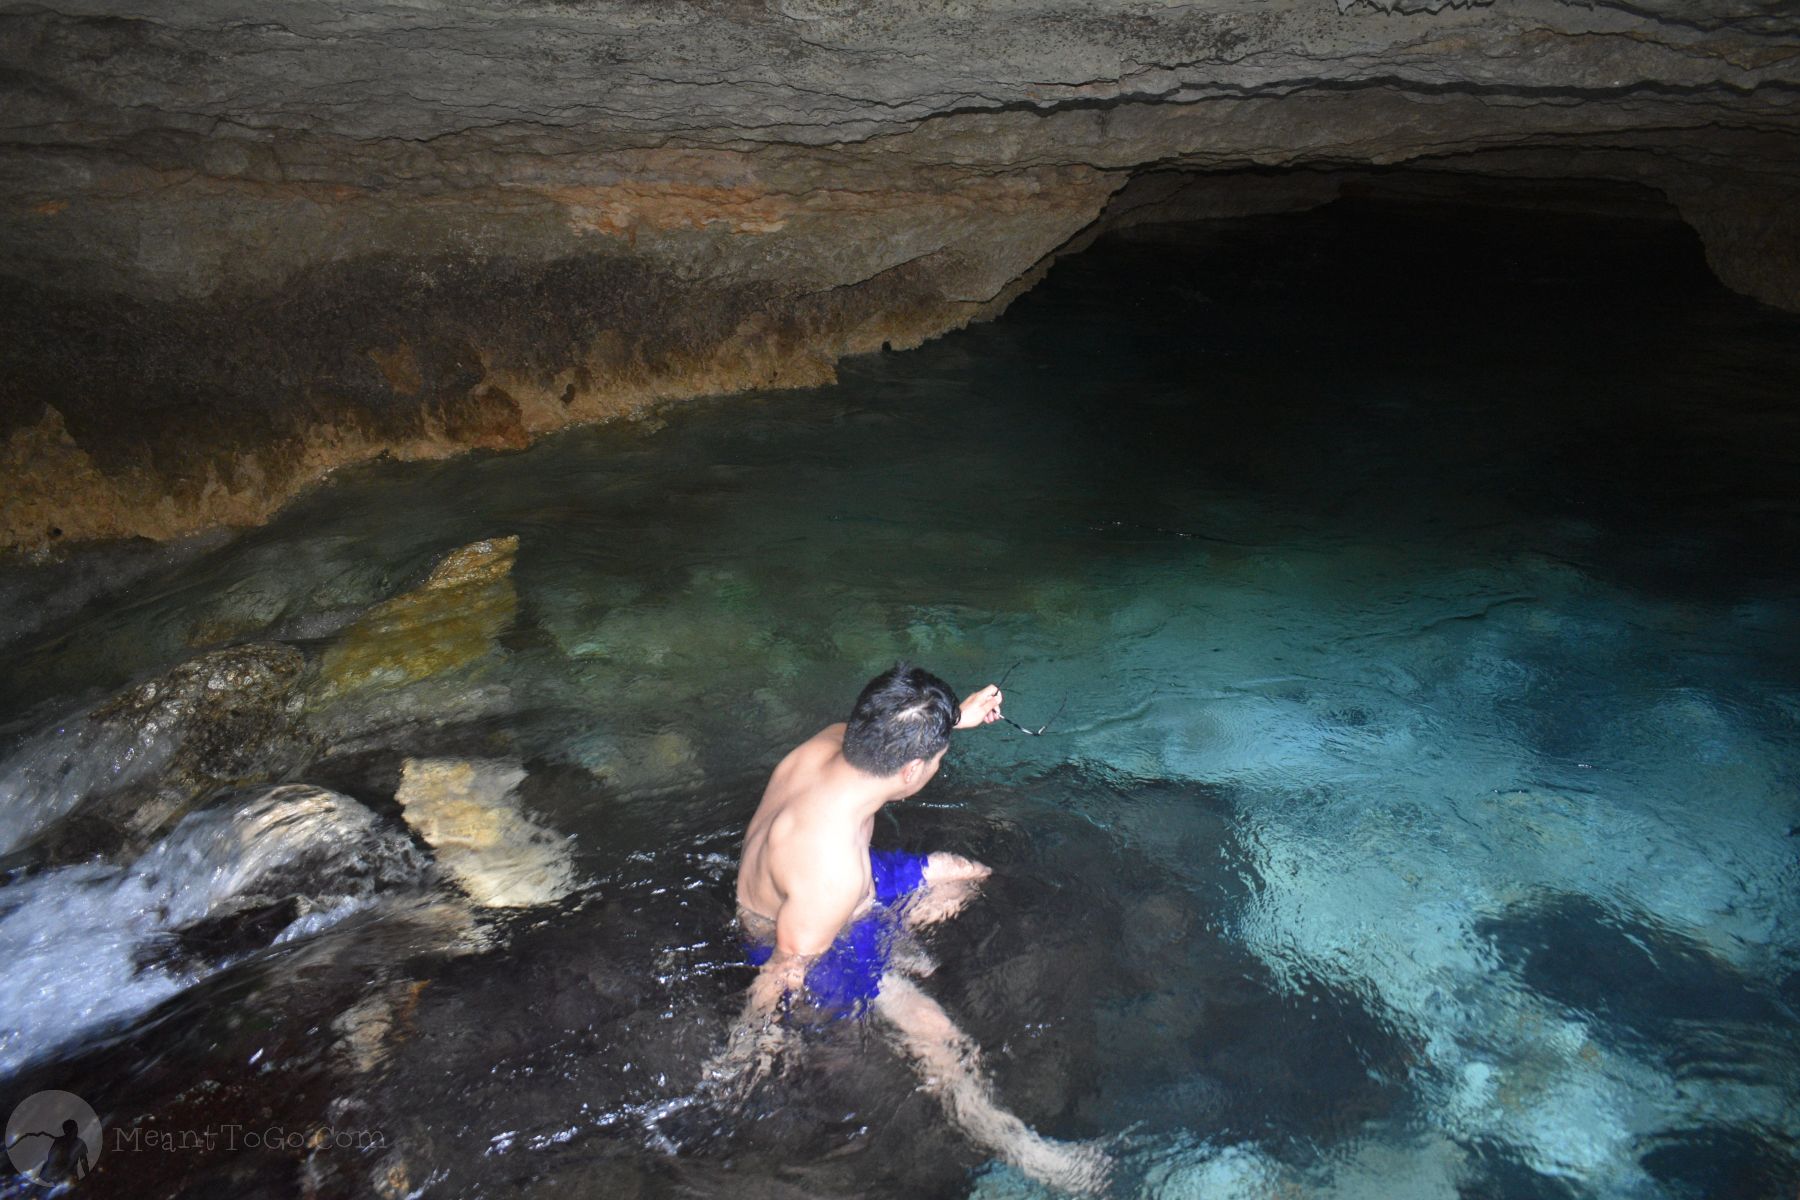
2, 199, 1798, 1199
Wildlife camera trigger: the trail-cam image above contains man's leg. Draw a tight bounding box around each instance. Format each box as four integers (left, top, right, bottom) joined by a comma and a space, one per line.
902, 851, 990, 928
873, 974, 1108, 1193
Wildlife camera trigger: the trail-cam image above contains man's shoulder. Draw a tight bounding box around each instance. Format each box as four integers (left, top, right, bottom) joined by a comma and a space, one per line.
765, 791, 862, 857
763, 799, 868, 893
777, 723, 847, 774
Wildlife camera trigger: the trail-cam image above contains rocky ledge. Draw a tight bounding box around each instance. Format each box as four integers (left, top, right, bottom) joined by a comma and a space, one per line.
2, 0, 1797, 550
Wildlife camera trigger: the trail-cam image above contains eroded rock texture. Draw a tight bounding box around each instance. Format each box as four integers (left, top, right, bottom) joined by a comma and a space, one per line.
2, 0, 1796, 549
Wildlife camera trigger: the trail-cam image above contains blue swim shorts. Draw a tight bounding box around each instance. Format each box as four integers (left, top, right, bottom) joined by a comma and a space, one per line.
744, 848, 930, 1017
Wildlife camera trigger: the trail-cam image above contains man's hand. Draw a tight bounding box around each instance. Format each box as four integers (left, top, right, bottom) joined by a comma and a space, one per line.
956, 684, 1004, 730
703, 1000, 789, 1101
701, 951, 803, 1101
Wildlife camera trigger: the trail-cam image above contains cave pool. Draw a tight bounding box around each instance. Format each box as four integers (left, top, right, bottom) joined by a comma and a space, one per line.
2, 200, 1797, 1199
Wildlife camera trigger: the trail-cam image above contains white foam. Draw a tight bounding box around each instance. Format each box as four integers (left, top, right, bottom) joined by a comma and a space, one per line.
0, 785, 422, 1076
0, 708, 180, 854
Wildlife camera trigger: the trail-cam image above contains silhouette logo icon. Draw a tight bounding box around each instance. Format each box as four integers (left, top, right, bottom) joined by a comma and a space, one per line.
6, 1091, 101, 1186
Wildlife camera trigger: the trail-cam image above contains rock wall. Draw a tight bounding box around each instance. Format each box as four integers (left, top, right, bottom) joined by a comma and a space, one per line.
2, 0, 1797, 551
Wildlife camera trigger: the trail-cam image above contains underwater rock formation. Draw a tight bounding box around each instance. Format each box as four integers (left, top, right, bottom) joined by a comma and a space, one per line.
2, 537, 537, 868
2, 0, 1798, 548
311, 536, 519, 703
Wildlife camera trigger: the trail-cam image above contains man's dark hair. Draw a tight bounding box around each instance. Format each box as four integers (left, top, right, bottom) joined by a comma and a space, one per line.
842, 661, 959, 776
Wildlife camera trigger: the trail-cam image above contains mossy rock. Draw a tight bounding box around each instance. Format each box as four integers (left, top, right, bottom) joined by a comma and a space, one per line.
313, 537, 519, 700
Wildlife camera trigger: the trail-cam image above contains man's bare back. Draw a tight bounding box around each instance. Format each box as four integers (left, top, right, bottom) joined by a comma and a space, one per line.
736, 723, 881, 931
709, 663, 1108, 1193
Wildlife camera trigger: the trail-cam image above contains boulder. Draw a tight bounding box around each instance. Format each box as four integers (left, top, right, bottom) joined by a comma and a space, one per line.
394, 757, 577, 909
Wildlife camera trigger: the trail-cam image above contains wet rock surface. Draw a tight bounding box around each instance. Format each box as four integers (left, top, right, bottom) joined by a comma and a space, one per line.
3, 0, 1798, 549
2, 535, 530, 864
0, 642, 310, 858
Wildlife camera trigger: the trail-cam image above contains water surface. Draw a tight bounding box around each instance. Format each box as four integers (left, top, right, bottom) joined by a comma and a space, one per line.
2, 200, 1798, 1199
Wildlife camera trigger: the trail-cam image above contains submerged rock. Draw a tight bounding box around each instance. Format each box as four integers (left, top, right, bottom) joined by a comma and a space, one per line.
333, 978, 432, 1075
576, 727, 706, 796
312, 536, 519, 703
394, 757, 576, 909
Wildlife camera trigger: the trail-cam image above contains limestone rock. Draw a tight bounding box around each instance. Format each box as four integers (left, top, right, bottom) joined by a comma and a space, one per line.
333, 979, 430, 1076
394, 758, 577, 909
313, 537, 519, 702
0, 642, 310, 855
584, 728, 706, 795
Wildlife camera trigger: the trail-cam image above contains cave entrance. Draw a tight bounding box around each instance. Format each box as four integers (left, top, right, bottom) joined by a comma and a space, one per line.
1087, 166, 1717, 312
991, 167, 1800, 601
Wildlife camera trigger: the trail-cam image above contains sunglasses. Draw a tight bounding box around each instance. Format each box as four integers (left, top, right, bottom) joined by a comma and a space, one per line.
993, 662, 1068, 737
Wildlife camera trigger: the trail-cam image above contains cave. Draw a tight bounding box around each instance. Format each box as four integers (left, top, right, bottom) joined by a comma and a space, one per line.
2, 4, 1798, 1200
3, 0, 1800, 550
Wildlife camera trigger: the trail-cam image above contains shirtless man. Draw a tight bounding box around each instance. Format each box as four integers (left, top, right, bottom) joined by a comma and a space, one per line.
716, 661, 1106, 1191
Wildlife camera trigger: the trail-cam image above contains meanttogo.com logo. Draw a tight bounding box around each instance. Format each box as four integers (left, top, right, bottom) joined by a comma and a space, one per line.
8, 1090, 388, 1188
6, 1091, 101, 1187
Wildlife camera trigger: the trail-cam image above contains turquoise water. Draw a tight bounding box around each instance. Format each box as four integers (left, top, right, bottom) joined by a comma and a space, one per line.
2, 201, 1798, 1198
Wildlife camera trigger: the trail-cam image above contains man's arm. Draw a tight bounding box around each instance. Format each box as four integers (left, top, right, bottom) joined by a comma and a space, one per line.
902, 684, 999, 928
707, 848, 864, 1094
750, 852, 865, 1005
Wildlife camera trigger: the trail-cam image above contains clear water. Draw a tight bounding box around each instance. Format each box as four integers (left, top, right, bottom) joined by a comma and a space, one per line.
2, 200, 1797, 1199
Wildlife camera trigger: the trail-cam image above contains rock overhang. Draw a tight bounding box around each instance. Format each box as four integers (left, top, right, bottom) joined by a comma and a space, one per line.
2, 0, 1797, 550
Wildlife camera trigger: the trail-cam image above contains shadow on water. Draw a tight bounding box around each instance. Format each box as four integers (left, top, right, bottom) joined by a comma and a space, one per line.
1479, 892, 1794, 1043
1477, 892, 1800, 1198
1640, 1127, 1800, 1200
